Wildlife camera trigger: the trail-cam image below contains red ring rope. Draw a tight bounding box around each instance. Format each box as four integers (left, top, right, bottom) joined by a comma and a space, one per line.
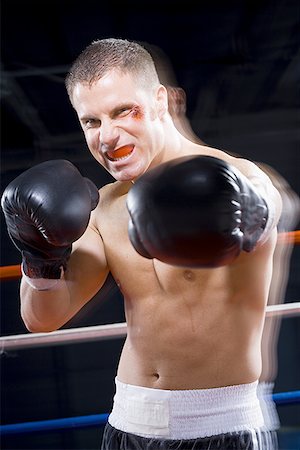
1, 230, 299, 281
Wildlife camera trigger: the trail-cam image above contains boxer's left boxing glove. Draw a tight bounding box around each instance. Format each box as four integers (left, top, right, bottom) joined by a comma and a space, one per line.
126, 155, 269, 268
1, 159, 99, 279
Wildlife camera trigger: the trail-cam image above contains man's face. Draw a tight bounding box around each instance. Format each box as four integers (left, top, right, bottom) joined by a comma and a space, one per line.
72, 70, 166, 181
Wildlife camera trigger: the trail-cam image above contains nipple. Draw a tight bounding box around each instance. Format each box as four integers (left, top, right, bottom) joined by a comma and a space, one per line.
183, 270, 195, 282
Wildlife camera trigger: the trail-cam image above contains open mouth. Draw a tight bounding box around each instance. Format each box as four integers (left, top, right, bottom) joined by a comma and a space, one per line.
106, 145, 134, 162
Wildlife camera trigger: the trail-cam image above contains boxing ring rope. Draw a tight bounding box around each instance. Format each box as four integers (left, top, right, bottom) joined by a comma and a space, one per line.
1, 391, 300, 436
0, 228, 298, 351
0, 230, 299, 283
1, 229, 299, 437
0, 302, 299, 352
277, 229, 300, 244
0, 322, 128, 351
0, 263, 22, 281
0, 302, 299, 437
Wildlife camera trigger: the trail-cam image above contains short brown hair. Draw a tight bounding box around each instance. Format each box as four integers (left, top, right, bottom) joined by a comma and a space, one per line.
65, 38, 160, 100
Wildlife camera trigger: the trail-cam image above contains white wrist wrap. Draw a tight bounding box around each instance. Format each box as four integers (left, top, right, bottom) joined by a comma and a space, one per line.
21, 265, 64, 291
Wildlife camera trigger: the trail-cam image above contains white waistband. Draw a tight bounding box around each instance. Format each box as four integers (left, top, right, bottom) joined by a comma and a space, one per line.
257, 382, 280, 431
108, 378, 264, 439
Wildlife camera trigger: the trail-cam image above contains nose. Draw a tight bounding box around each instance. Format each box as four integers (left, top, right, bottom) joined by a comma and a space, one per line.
99, 120, 119, 151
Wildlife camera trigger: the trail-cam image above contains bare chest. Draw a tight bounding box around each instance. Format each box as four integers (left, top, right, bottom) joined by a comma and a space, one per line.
97, 188, 271, 310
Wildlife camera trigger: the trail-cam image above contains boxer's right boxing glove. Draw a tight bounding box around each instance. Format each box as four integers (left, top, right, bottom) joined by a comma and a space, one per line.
1, 160, 99, 279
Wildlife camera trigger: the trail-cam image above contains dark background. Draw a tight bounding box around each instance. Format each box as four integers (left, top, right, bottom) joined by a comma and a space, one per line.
1, 0, 299, 449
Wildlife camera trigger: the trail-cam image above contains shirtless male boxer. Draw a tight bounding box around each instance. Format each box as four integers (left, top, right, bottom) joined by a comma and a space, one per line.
1, 38, 282, 449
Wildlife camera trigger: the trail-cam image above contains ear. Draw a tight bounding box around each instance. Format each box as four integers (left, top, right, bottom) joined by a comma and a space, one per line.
167, 87, 187, 117
156, 84, 169, 118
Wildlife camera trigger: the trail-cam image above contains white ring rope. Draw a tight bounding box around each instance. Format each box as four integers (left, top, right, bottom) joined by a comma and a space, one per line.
265, 302, 300, 317
0, 302, 299, 352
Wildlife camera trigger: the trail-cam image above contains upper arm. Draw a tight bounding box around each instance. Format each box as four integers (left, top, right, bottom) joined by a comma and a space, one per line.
19, 212, 110, 332
65, 212, 110, 312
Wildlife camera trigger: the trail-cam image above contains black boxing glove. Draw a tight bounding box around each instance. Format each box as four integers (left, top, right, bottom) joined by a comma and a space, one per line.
126, 155, 269, 268
1, 160, 99, 279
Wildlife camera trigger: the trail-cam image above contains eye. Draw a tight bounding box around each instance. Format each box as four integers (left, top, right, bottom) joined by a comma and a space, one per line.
83, 118, 101, 129
116, 107, 132, 117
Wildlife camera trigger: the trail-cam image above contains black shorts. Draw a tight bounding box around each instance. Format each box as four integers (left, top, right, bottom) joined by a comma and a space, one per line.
101, 422, 278, 450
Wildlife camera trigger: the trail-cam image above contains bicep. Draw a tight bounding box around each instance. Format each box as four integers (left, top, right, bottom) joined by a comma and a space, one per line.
66, 222, 110, 312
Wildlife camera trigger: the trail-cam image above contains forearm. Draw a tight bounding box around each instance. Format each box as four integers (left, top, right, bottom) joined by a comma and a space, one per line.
20, 276, 74, 332
20, 246, 110, 333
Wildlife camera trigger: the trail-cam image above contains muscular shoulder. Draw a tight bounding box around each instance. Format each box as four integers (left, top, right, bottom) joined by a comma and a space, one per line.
199, 145, 275, 187
190, 143, 256, 175
90, 180, 131, 232
226, 154, 269, 182
99, 180, 131, 206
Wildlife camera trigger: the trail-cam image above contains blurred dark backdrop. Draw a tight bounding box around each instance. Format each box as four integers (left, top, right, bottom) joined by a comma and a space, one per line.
1, 0, 299, 449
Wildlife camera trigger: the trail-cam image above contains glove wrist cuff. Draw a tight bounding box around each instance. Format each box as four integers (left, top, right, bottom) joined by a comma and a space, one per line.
21, 264, 64, 291
21, 246, 72, 279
